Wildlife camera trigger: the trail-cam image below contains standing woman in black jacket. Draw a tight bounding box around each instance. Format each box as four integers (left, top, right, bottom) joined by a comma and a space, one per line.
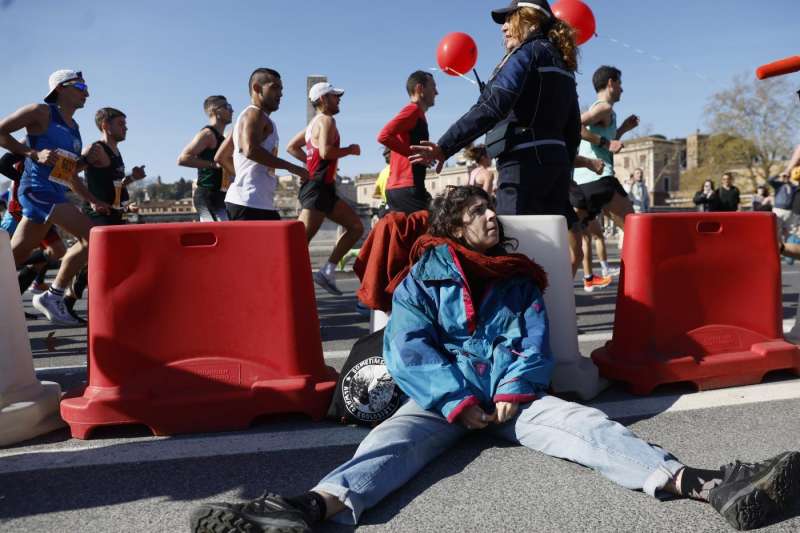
410, 0, 585, 274
693, 179, 721, 212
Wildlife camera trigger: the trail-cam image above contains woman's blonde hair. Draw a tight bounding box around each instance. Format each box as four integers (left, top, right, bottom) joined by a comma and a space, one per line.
505, 7, 578, 71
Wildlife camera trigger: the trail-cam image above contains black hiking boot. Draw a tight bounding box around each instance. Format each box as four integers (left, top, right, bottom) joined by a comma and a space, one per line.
190, 492, 311, 533
709, 451, 800, 530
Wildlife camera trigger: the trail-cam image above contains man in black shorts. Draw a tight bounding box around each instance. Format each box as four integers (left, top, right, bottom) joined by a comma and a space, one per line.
63, 107, 145, 321
178, 95, 232, 222
287, 82, 363, 296
377, 71, 437, 214
571, 65, 639, 291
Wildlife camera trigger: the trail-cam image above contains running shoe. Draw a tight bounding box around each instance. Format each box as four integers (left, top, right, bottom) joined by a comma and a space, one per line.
63, 295, 87, 325
583, 274, 612, 293
601, 266, 620, 277
709, 451, 800, 530
355, 300, 370, 316
190, 492, 311, 533
314, 269, 343, 296
32, 291, 81, 326
29, 281, 49, 295
17, 265, 38, 293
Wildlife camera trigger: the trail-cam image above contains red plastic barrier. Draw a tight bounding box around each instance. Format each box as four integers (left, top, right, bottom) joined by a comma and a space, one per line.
756, 55, 800, 80
592, 213, 800, 395
61, 221, 338, 438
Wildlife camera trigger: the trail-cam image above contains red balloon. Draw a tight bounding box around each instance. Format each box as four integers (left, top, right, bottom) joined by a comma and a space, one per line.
437, 32, 478, 76
552, 0, 596, 46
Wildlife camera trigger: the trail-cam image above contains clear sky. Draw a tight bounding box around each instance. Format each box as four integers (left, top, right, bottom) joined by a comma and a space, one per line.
0, 0, 798, 182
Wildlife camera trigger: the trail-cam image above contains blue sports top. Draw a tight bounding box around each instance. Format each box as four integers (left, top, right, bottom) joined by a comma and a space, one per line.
573, 100, 617, 184
21, 104, 82, 193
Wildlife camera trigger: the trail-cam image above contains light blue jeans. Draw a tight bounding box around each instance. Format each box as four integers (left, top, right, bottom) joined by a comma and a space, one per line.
314, 395, 684, 525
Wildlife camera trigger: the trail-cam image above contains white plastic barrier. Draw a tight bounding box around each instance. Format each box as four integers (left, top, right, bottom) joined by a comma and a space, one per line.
501, 215, 608, 400
0, 232, 64, 446
370, 310, 390, 333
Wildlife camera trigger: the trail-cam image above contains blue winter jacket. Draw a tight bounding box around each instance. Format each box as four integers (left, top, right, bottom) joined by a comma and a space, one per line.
383, 244, 554, 423
768, 177, 797, 210
437, 31, 581, 166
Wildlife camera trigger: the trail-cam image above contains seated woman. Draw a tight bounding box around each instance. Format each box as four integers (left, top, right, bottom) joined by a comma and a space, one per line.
191, 185, 799, 533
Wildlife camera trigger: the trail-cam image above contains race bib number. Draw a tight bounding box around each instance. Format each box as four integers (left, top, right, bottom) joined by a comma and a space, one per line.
49, 149, 78, 188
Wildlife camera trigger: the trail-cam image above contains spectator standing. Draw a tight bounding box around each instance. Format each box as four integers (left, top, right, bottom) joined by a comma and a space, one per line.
768, 171, 797, 237
464, 144, 496, 196
715, 172, 740, 212
693, 180, 720, 212
751, 185, 774, 212
628, 167, 649, 213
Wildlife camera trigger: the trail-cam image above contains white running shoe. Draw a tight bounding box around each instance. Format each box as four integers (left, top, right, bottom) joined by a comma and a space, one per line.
602, 266, 621, 277
314, 269, 343, 296
32, 291, 81, 326
28, 281, 49, 295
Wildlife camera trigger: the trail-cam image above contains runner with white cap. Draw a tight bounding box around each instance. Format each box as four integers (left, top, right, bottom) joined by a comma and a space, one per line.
287, 81, 364, 296
0, 69, 110, 326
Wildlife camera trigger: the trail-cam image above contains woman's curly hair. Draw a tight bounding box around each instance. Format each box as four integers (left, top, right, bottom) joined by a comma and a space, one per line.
428, 185, 516, 255
506, 7, 579, 71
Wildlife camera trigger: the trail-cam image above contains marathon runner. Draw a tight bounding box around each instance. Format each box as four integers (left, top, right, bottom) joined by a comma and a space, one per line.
0, 69, 110, 325
178, 95, 232, 222
286, 82, 363, 296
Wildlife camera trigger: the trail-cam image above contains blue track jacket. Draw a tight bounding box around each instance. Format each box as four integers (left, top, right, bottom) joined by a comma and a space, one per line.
383, 244, 554, 423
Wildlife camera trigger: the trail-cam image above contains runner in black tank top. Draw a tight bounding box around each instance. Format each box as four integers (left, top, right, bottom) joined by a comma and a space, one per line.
178, 95, 233, 222
85, 141, 128, 225
64, 107, 146, 323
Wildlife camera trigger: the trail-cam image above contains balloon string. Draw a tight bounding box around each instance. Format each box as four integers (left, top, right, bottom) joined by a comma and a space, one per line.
429, 67, 477, 85
597, 34, 712, 83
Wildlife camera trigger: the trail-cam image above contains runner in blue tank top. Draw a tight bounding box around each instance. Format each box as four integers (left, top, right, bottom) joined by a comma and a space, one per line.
569, 65, 639, 292
0, 69, 111, 326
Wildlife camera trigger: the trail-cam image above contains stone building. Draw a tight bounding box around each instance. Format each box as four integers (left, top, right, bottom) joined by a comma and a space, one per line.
685, 131, 708, 170
129, 198, 197, 223
355, 158, 485, 209
614, 135, 686, 205
306, 75, 326, 124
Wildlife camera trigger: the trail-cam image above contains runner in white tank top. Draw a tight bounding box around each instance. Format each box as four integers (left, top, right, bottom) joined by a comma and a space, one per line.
226, 105, 279, 211
218, 68, 308, 220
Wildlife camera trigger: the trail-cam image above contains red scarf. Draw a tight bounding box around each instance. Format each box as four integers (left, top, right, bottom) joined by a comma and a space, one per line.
410, 235, 548, 298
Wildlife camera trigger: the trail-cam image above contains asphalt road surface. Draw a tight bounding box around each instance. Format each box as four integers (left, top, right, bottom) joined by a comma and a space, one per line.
2, 247, 800, 532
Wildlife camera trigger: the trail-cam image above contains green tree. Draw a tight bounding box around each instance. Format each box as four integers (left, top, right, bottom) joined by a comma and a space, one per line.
705, 74, 799, 188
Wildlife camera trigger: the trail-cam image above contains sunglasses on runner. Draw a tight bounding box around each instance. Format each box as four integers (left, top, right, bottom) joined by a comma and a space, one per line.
63, 81, 88, 92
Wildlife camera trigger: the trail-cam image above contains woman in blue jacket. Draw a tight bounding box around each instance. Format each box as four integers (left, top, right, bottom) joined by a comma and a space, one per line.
191, 185, 799, 533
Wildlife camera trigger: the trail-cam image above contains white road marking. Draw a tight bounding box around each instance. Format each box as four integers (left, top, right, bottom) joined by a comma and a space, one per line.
3, 378, 799, 475
0, 425, 370, 475
591, 381, 800, 420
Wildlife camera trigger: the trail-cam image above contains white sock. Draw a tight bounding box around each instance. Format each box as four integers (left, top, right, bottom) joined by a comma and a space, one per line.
600, 260, 609, 272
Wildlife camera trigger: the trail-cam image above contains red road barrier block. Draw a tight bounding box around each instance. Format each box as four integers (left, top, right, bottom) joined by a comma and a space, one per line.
592, 213, 800, 395
61, 221, 338, 438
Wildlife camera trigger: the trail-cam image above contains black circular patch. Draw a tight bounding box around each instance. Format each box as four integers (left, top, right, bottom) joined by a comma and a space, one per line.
341, 356, 402, 422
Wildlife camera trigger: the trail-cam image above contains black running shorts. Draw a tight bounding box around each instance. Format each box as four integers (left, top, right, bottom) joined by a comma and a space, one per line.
225, 202, 281, 221
299, 180, 339, 214
386, 186, 431, 214
570, 175, 628, 220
